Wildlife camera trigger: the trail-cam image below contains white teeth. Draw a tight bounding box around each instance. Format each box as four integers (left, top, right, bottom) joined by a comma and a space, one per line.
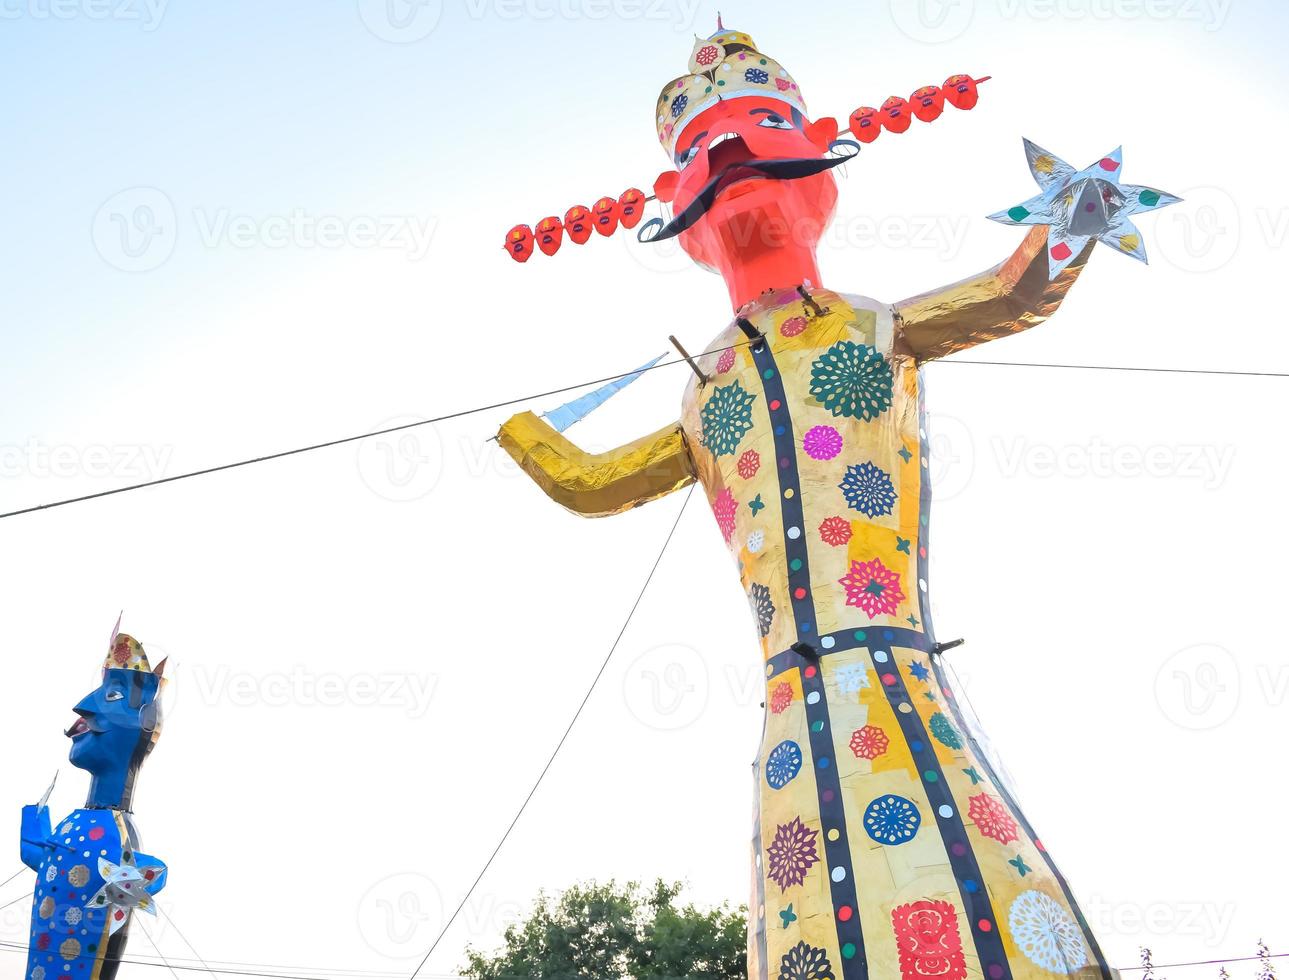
708, 132, 739, 149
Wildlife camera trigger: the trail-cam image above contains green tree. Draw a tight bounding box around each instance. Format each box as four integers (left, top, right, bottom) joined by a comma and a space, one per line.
462, 880, 746, 980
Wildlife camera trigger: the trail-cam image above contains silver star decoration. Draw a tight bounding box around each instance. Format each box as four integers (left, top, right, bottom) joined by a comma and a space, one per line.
86, 852, 165, 935
989, 139, 1181, 279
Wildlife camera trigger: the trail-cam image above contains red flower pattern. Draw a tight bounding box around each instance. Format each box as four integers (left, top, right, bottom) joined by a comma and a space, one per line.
769, 681, 793, 714
712, 488, 738, 543
891, 899, 968, 980
967, 792, 1020, 845
780, 315, 808, 337
737, 449, 761, 479
849, 724, 889, 760
819, 516, 852, 547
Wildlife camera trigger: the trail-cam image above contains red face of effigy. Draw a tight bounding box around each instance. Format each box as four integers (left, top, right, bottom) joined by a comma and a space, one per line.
665, 97, 839, 279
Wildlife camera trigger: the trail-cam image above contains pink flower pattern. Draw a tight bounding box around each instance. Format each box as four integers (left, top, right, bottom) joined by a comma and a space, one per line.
802, 425, 843, 461
713, 488, 738, 543
737, 450, 761, 479
716, 348, 736, 373
839, 557, 907, 619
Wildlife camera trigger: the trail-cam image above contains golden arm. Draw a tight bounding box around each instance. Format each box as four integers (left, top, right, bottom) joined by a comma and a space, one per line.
497, 411, 696, 518
894, 226, 1095, 362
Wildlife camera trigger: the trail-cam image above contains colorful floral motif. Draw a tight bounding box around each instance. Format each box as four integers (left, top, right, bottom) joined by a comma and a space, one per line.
780, 315, 808, 337
778, 941, 835, 980
809, 341, 894, 421
968, 792, 1020, 845
803, 425, 843, 461
839, 557, 906, 619
769, 681, 793, 714
748, 529, 766, 553
864, 795, 922, 845
700, 380, 757, 457
818, 516, 852, 547
670, 94, 689, 118
716, 347, 736, 373
750, 583, 776, 637
839, 461, 897, 517
766, 817, 820, 891
834, 662, 870, 694
713, 488, 738, 543
929, 712, 963, 750
737, 449, 761, 478
891, 899, 968, 980
849, 724, 889, 760
1008, 890, 1089, 974
745, 67, 771, 84
765, 740, 803, 789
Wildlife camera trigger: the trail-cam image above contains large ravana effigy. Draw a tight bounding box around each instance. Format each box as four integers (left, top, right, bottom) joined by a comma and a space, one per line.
497, 18, 1178, 980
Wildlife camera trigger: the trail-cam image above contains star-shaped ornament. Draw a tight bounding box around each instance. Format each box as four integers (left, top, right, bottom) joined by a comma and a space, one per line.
86, 852, 166, 934
989, 139, 1181, 279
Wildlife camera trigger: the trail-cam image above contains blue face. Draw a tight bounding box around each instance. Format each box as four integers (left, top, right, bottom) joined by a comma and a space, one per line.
66, 669, 161, 783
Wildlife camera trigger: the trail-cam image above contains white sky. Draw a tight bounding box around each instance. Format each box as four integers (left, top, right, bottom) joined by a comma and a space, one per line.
1, 0, 1286, 978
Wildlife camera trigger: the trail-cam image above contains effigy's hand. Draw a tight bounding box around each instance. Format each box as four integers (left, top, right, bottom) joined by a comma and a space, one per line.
19, 803, 53, 871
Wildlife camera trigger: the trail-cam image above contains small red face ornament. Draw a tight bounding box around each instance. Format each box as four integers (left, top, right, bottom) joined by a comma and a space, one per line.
535, 215, 564, 256
592, 196, 620, 236
848, 106, 881, 143
618, 188, 645, 229
880, 96, 912, 134
565, 205, 593, 245
910, 85, 945, 123
505, 223, 534, 263
943, 74, 982, 110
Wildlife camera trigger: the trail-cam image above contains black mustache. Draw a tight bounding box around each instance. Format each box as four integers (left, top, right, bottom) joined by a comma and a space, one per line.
638, 153, 854, 244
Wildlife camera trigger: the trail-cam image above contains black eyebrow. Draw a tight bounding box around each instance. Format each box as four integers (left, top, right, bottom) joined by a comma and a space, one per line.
748, 108, 783, 116
676, 130, 709, 163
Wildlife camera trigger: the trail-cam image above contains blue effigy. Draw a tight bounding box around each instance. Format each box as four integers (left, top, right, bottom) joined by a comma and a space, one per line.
20, 630, 168, 980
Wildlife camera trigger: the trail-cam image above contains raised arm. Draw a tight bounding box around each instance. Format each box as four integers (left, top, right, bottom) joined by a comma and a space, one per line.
497, 412, 695, 518
894, 226, 1094, 362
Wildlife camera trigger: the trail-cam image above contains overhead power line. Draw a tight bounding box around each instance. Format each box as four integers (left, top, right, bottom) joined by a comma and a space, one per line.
3, 344, 1288, 524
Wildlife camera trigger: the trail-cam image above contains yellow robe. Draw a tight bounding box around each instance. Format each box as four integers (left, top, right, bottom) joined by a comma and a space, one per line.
500, 228, 1107, 980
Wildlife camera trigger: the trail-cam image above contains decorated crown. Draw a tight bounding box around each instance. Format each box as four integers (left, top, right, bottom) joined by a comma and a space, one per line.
655, 18, 806, 158
105, 632, 157, 673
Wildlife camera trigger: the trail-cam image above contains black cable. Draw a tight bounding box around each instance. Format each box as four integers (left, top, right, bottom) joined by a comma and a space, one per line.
0, 867, 28, 890
0, 343, 749, 523
406, 484, 695, 980
0, 890, 32, 913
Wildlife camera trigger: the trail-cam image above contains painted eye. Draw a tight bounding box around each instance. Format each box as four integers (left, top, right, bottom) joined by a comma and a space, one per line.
105, 690, 124, 702
757, 113, 793, 130
677, 143, 701, 170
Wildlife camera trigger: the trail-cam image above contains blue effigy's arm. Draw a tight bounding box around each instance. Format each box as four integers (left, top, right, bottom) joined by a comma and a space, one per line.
133, 851, 168, 895
20, 805, 52, 871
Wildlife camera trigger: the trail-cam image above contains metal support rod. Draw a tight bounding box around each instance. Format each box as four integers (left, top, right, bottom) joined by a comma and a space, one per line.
669, 334, 708, 385
931, 638, 965, 656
